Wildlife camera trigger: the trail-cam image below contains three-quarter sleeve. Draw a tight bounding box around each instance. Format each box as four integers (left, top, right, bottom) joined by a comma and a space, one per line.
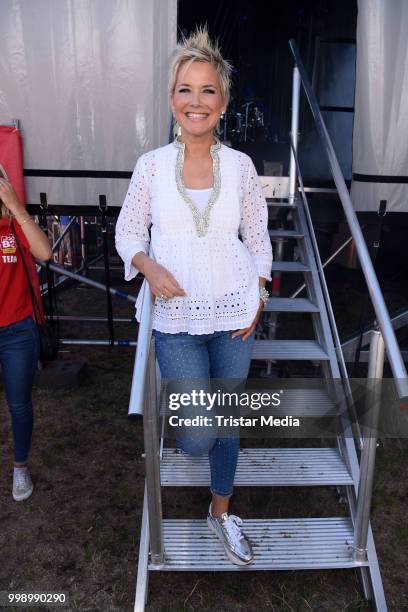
115, 154, 152, 281
239, 156, 273, 281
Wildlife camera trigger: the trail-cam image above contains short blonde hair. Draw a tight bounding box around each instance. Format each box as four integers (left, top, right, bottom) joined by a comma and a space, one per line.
169, 25, 233, 106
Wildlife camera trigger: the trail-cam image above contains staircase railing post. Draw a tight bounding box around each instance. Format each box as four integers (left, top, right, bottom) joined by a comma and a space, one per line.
143, 335, 165, 567
353, 329, 384, 563
289, 65, 301, 204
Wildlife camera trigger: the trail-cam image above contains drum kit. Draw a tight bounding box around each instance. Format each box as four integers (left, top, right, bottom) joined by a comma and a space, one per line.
219, 100, 269, 144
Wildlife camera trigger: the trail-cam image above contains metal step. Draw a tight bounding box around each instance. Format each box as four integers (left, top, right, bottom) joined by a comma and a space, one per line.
272, 261, 310, 272
252, 340, 329, 360
269, 229, 304, 239
267, 200, 296, 208
150, 517, 364, 571
264, 297, 319, 312
161, 447, 353, 487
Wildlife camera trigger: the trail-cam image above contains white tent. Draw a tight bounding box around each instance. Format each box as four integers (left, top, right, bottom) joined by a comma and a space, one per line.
351, 0, 408, 213
0, 0, 177, 207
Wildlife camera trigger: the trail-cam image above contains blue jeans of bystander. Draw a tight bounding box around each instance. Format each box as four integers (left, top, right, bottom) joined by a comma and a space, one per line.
0, 316, 39, 463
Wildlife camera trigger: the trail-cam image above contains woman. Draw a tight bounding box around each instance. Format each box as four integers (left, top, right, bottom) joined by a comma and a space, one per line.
0, 175, 52, 501
115, 27, 272, 565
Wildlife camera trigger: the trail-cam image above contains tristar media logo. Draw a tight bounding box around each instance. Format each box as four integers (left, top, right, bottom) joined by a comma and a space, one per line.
1, 233, 17, 254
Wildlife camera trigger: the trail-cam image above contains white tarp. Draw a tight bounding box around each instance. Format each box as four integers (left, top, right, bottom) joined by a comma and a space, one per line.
351, 0, 408, 212
0, 0, 177, 207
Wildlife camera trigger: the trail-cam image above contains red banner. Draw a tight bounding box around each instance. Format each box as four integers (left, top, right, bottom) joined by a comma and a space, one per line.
0, 126, 27, 205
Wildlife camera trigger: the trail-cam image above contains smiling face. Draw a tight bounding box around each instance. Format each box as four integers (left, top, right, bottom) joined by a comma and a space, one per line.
171, 60, 226, 140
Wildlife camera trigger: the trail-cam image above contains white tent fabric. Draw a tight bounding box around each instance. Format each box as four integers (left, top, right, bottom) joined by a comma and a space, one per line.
351, 0, 408, 212
0, 0, 177, 207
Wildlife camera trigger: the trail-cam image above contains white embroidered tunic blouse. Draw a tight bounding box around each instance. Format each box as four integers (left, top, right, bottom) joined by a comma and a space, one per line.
115, 139, 273, 335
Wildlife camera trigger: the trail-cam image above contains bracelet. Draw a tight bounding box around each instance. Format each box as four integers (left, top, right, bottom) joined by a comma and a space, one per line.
18, 215, 33, 227
259, 286, 269, 305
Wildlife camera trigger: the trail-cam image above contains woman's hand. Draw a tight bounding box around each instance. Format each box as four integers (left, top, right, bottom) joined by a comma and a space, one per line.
231, 299, 264, 341
143, 258, 187, 300
0, 178, 24, 217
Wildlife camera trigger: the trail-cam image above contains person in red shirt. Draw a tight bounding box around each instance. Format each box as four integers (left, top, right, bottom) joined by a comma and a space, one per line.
0, 177, 52, 501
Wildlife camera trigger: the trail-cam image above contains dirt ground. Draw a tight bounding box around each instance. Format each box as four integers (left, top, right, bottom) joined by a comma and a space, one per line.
1, 262, 408, 612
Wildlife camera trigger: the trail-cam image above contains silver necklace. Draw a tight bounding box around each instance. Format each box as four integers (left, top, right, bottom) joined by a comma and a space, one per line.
173, 136, 221, 237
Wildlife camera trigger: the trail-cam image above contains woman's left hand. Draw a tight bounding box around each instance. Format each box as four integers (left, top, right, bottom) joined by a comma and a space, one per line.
231, 299, 264, 341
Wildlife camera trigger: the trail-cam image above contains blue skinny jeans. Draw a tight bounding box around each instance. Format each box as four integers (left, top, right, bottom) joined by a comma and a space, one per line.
0, 316, 39, 463
152, 328, 255, 496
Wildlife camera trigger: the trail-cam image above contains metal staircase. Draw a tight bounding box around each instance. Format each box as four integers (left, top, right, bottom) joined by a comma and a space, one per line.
128, 41, 408, 612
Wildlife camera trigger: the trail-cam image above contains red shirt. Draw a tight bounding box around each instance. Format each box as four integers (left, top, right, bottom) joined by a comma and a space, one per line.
0, 218, 39, 327
0, 126, 44, 327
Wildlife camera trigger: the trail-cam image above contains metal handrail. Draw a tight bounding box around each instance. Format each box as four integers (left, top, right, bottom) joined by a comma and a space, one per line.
289, 39, 408, 400
128, 253, 155, 416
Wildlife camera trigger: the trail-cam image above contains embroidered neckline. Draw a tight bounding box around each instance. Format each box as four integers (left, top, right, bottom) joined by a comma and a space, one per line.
173, 136, 222, 237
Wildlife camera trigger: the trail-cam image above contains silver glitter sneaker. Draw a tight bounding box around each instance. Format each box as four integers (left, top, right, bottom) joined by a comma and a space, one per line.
12, 468, 34, 501
207, 505, 254, 566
